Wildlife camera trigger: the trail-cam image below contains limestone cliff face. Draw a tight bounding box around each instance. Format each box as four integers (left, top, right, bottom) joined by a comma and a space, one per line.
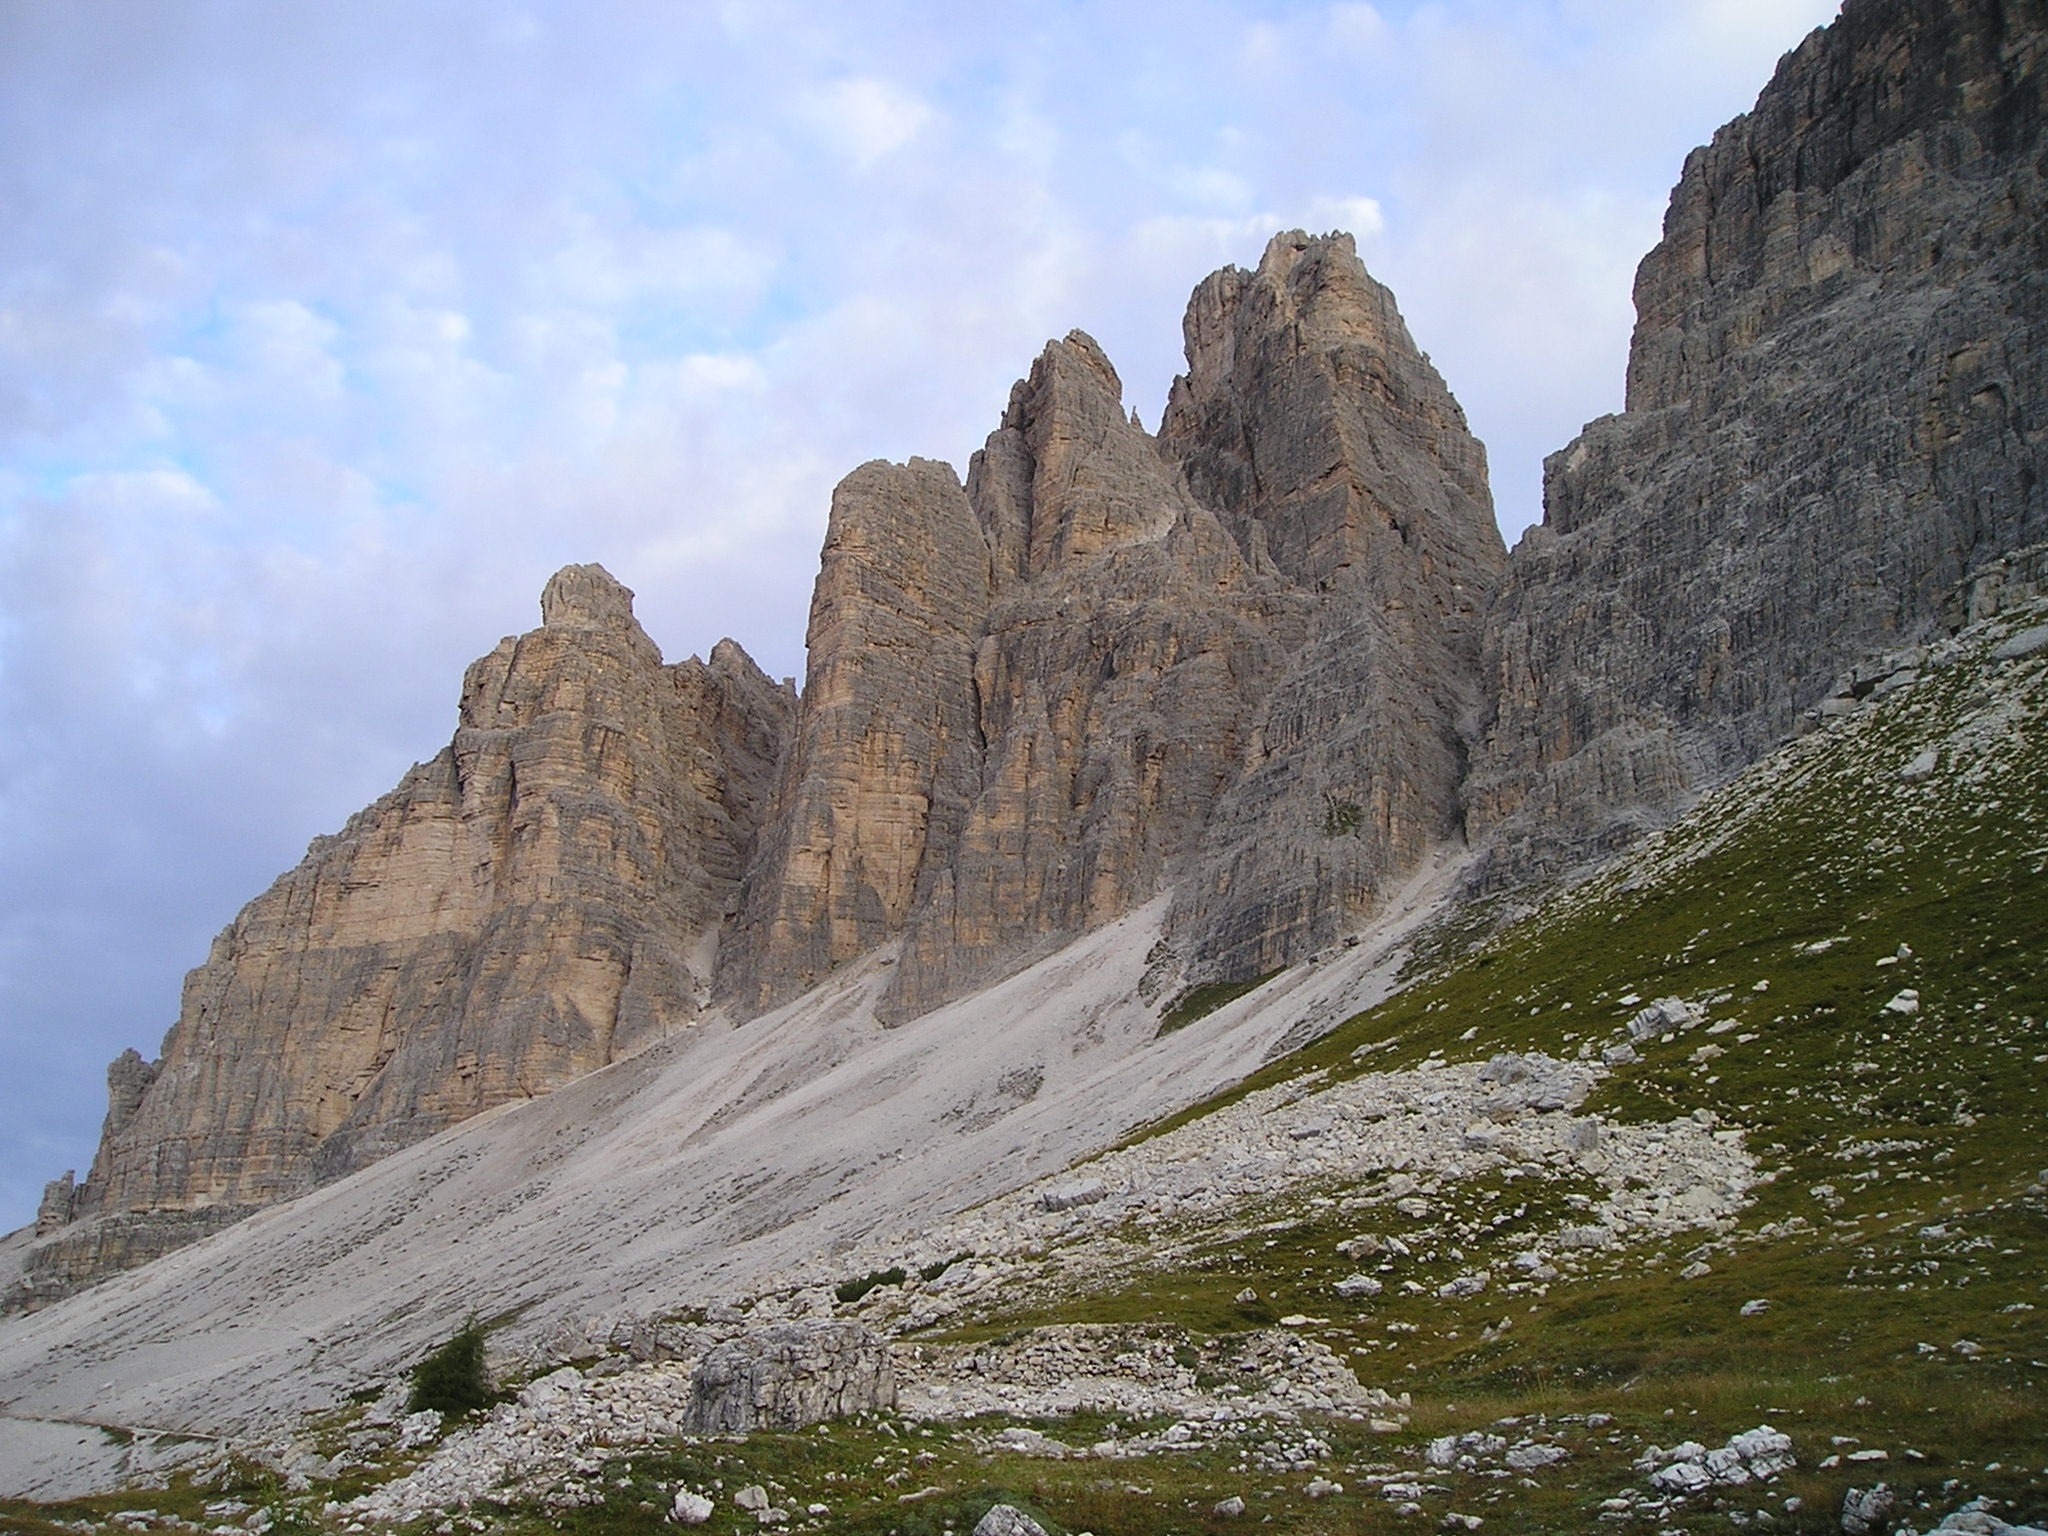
1161, 233, 1505, 977
725, 236, 1507, 1017
1466, 0, 2048, 879
886, 332, 1292, 1017
719, 459, 993, 1014
16, 567, 792, 1307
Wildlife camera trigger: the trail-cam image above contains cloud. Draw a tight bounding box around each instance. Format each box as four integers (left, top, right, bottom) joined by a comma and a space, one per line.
799, 77, 938, 170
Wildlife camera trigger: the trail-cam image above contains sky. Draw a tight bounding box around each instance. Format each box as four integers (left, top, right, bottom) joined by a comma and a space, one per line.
0, 0, 1843, 1233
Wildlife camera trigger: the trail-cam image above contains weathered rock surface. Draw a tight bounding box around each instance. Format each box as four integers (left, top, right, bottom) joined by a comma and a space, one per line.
682, 1322, 894, 1434
1161, 231, 1504, 976
12, 567, 793, 1310
729, 235, 1504, 1017
885, 329, 1291, 1017
1467, 0, 2048, 880
719, 459, 992, 1015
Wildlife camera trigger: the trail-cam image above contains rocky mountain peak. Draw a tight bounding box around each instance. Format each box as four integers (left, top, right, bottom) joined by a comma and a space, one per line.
969, 326, 1186, 584
539, 561, 642, 635
1164, 228, 1498, 596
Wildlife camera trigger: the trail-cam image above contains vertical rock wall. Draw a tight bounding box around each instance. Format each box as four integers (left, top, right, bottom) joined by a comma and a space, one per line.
1466, 0, 2048, 881
1161, 233, 1506, 976
720, 459, 993, 1014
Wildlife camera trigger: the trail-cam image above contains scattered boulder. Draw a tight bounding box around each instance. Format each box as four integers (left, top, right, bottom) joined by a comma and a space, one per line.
1628, 998, 1695, 1041
1992, 624, 2048, 661
1842, 1483, 1896, 1536
972, 1505, 1049, 1536
1641, 1427, 1795, 1497
1038, 1180, 1108, 1213
1932, 1502, 2048, 1536
1213, 1494, 1248, 1518
684, 1322, 894, 1434
670, 1490, 714, 1525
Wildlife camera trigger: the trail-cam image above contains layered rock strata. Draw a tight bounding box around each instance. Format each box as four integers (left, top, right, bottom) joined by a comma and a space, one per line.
1161, 232, 1504, 976
14, 566, 792, 1308
723, 235, 1505, 1017
1466, 0, 2048, 878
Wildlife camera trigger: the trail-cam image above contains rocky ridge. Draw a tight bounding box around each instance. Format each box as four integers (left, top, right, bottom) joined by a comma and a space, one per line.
3, 571, 2043, 1534
25, 0, 2048, 1305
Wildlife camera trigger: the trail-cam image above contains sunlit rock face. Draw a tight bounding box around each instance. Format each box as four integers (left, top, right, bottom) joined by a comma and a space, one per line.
723, 233, 1507, 1019
14, 566, 793, 1309
1466, 0, 2048, 882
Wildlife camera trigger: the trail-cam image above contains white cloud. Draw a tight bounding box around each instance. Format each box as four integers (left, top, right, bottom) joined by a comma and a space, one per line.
1328, 3, 1388, 52
799, 77, 937, 170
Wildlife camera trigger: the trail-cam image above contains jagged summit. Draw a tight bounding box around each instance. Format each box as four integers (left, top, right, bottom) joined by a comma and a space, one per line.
538, 560, 644, 636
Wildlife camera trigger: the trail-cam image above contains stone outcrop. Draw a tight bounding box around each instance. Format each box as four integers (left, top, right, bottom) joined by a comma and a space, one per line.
14, 566, 792, 1308
682, 1321, 895, 1434
1466, 0, 2048, 879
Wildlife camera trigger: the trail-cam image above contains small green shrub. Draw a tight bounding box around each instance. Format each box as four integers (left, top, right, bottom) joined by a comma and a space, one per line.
1321, 794, 1365, 837
407, 1318, 492, 1417
835, 1267, 907, 1305
1157, 970, 1281, 1036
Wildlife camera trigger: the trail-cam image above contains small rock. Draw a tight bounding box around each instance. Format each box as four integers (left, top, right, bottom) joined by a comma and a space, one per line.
1841, 1483, 1896, 1536
1898, 748, 1939, 783
1213, 1495, 1248, 1519
1336, 1274, 1384, 1300
1883, 990, 1921, 1016
1628, 997, 1694, 1041
1038, 1180, 1107, 1213
1235, 1287, 1260, 1305
1740, 1298, 1770, 1317
1992, 623, 2048, 660
1306, 1478, 1343, 1498
1505, 1444, 1567, 1471
972, 1506, 1049, 1536
1680, 1261, 1712, 1280
1651, 1461, 1714, 1494
734, 1486, 769, 1513
670, 1491, 714, 1526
